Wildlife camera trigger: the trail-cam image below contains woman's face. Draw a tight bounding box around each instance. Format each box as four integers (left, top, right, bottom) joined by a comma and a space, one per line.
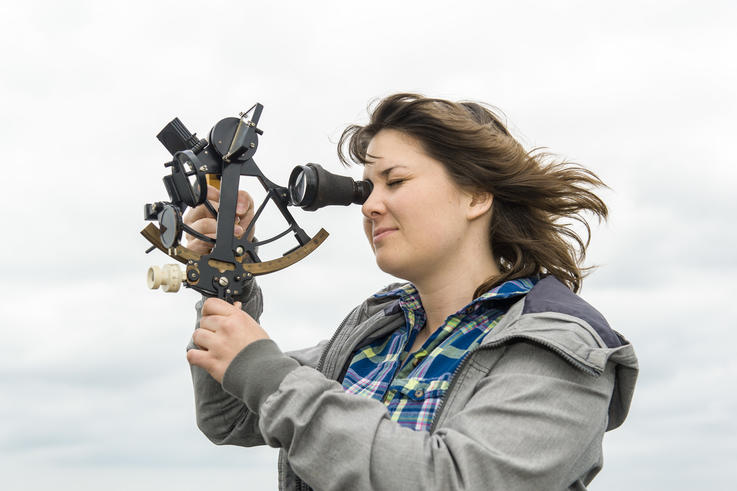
361, 129, 478, 283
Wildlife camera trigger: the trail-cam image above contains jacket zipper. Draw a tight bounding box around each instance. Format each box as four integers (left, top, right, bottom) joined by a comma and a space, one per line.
429, 334, 600, 432
315, 306, 360, 374
295, 306, 370, 491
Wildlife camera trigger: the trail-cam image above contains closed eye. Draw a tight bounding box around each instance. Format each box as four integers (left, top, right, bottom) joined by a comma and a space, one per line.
387, 179, 405, 187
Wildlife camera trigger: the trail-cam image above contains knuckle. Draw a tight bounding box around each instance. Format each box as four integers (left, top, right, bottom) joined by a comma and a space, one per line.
224, 317, 241, 333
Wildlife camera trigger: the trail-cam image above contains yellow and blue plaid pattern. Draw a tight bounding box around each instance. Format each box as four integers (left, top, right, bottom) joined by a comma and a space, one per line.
341, 277, 537, 431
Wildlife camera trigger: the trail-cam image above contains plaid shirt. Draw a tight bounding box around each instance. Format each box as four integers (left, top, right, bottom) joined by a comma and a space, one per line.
341, 277, 537, 431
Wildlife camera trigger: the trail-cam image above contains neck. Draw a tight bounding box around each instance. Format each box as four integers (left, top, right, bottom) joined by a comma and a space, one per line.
413, 245, 499, 335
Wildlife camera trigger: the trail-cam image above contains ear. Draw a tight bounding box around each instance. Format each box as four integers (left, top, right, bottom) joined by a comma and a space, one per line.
465, 191, 493, 221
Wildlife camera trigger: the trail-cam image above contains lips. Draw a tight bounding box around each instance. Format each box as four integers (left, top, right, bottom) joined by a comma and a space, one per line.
373, 227, 397, 243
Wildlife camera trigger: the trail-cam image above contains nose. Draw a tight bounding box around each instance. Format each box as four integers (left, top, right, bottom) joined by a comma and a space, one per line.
361, 185, 384, 220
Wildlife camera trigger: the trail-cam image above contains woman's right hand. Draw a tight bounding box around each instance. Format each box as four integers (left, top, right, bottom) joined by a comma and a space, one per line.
183, 185, 255, 255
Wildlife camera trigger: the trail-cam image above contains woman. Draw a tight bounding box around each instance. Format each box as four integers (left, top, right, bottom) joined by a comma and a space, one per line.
184, 94, 639, 490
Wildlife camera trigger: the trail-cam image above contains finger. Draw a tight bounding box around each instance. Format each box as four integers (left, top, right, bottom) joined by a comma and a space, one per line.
184, 203, 215, 225
183, 186, 222, 225
192, 327, 216, 348
184, 198, 221, 224
185, 236, 216, 255
235, 191, 255, 240
236, 190, 254, 216
186, 347, 210, 368
202, 297, 239, 316
198, 313, 229, 333
236, 191, 256, 240
240, 209, 255, 239
186, 215, 244, 240
185, 217, 217, 239
206, 185, 221, 203
183, 217, 218, 253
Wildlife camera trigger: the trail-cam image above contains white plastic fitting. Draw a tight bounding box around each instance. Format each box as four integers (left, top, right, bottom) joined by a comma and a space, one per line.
147, 264, 185, 292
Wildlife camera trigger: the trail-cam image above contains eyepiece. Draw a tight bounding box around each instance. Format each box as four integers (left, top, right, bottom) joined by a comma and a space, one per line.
288, 165, 319, 209
288, 164, 373, 211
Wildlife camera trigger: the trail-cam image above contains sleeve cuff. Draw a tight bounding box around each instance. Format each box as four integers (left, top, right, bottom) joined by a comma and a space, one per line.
222, 338, 300, 413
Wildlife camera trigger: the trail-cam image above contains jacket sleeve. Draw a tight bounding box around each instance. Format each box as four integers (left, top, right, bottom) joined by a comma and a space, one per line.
221, 336, 617, 490
188, 279, 327, 447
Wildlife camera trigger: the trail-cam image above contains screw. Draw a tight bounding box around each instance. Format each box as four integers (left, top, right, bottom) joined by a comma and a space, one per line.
249, 143, 255, 148
219, 277, 229, 287
235, 246, 244, 255
226, 289, 231, 294
245, 272, 253, 279
199, 165, 207, 171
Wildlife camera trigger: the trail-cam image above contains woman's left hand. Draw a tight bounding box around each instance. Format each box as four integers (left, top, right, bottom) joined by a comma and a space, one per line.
186, 297, 270, 383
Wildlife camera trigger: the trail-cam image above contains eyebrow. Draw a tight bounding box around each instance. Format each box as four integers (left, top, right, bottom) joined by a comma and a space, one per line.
377, 165, 408, 177
363, 163, 409, 181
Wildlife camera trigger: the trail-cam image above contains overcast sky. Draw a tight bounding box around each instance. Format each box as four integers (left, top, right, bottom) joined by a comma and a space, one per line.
1, 0, 735, 489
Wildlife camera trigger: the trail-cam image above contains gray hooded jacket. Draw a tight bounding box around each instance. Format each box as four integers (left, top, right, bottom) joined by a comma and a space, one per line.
190, 275, 638, 490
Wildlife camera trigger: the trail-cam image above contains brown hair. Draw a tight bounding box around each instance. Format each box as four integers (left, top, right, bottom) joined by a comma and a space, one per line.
338, 93, 609, 296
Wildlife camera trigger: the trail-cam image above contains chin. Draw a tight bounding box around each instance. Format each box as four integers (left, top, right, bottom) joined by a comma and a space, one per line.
374, 254, 414, 282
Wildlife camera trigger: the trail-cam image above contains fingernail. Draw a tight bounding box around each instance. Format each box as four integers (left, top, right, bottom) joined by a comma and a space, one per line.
235, 225, 244, 236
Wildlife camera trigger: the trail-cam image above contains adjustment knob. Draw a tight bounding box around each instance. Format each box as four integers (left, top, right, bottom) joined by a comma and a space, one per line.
147, 264, 185, 293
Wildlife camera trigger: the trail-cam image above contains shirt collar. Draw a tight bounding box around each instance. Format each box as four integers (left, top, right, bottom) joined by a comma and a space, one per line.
374, 276, 539, 313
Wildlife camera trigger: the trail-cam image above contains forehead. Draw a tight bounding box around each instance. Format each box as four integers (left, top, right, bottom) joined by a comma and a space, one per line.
362, 129, 430, 179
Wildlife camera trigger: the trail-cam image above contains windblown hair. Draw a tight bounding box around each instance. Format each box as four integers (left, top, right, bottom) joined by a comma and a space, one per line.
338, 93, 608, 295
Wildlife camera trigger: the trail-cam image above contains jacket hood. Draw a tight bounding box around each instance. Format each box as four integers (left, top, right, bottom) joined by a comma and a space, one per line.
485, 276, 639, 430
